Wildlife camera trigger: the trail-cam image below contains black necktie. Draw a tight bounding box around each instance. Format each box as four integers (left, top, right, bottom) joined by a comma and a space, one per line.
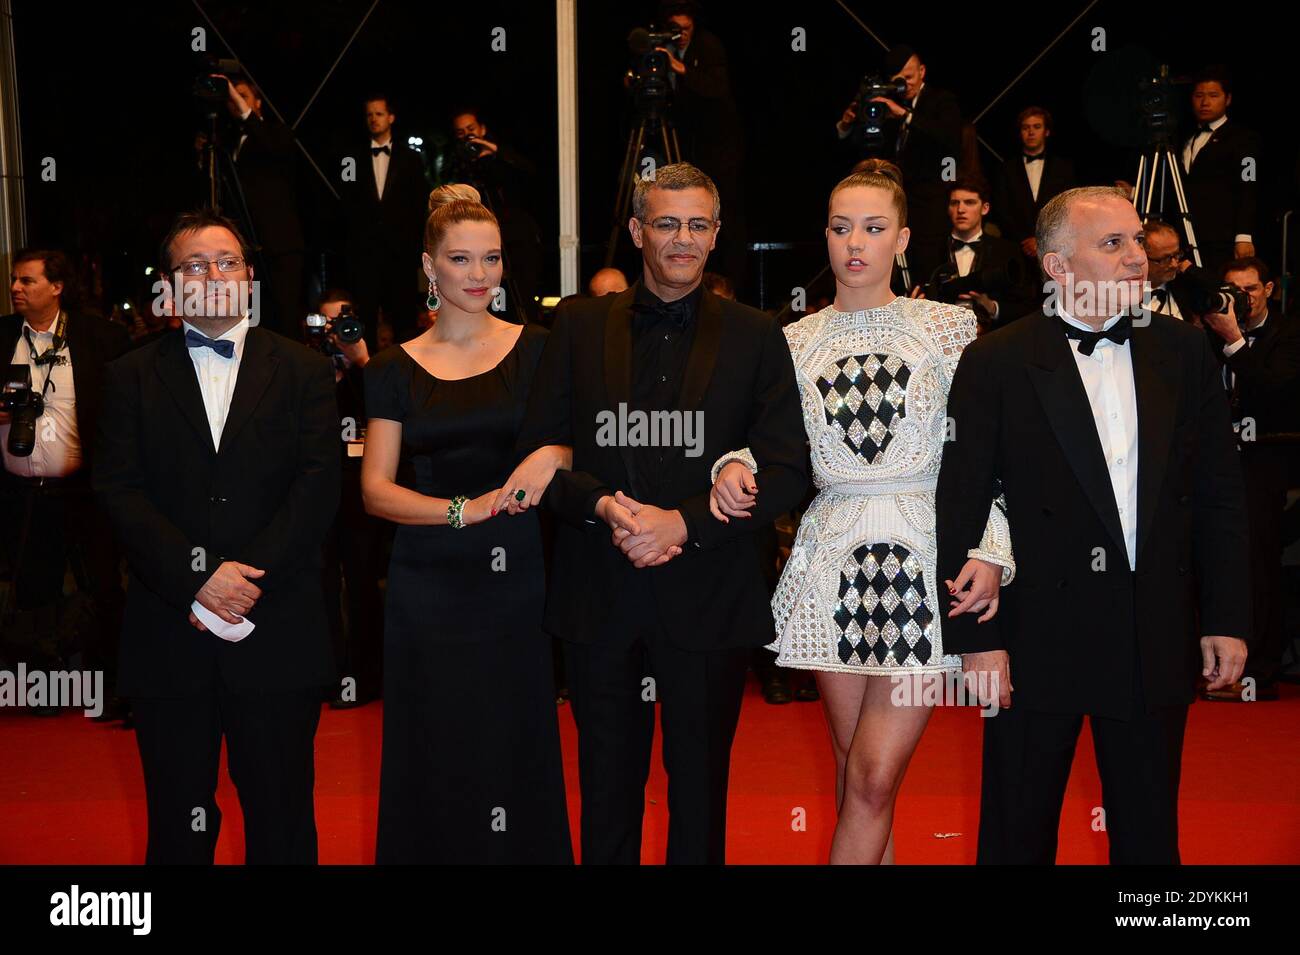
1023, 153, 1044, 163
371, 144, 390, 156
1061, 315, 1132, 356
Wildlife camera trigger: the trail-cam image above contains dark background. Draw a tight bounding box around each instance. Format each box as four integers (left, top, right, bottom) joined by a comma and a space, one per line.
11, 0, 1299, 313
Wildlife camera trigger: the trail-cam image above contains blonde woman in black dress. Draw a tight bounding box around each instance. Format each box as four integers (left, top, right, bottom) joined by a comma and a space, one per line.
361, 185, 572, 863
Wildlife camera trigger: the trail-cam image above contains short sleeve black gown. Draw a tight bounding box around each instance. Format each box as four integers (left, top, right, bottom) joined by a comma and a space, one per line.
363, 323, 572, 864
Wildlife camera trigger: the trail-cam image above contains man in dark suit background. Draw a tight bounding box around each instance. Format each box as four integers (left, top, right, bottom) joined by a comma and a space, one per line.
95, 210, 340, 864
937, 186, 1249, 864
338, 95, 428, 347
836, 44, 963, 288
923, 177, 1036, 329
517, 163, 807, 864
1202, 257, 1300, 700
1181, 65, 1261, 278
1141, 219, 1205, 321
1, 249, 129, 715
993, 106, 1076, 262
219, 76, 307, 337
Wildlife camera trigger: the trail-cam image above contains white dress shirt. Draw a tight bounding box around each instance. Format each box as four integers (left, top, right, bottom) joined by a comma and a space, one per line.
1221, 313, 1265, 359
1024, 152, 1045, 201
2, 312, 81, 478
1060, 309, 1140, 570
951, 229, 982, 277
182, 316, 249, 450
1151, 283, 1183, 320
370, 136, 391, 199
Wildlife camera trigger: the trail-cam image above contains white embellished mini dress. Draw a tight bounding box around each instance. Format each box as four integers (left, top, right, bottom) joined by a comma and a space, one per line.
714, 298, 1014, 675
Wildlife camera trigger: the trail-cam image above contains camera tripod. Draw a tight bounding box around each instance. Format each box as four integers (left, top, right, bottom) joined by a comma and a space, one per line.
1132, 137, 1203, 269
604, 112, 683, 267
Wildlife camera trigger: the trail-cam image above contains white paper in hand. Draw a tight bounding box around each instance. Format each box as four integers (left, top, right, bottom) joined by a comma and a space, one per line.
191, 601, 256, 642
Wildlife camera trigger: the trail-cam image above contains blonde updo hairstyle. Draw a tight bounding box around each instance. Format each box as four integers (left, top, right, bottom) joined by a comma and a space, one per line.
829, 158, 908, 227
424, 183, 499, 256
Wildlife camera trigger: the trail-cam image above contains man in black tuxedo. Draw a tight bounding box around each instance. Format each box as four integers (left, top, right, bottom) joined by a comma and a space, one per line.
339, 96, 428, 347
992, 106, 1076, 262
936, 186, 1250, 864
1, 250, 129, 713
220, 76, 306, 336
923, 178, 1036, 329
517, 163, 807, 864
1202, 258, 1300, 700
1181, 66, 1261, 278
836, 44, 963, 287
95, 211, 340, 864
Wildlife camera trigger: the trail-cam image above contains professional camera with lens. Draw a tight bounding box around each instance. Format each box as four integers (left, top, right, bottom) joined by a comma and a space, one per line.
2, 364, 42, 457
626, 26, 683, 119
192, 54, 244, 105
1178, 270, 1252, 322
304, 305, 365, 357
853, 74, 909, 151
926, 257, 1027, 308
1136, 65, 1181, 143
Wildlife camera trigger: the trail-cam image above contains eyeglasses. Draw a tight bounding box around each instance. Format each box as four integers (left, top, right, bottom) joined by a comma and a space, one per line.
645, 216, 716, 236
174, 256, 246, 276
1146, 252, 1183, 266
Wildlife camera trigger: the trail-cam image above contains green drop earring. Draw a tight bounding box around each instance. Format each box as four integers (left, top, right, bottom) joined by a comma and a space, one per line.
426, 278, 440, 312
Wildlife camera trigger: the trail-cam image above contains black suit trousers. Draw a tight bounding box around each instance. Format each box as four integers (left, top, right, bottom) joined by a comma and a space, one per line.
976, 638, 1188, 864
563, 572, 749, 865
131, 685, 322, 864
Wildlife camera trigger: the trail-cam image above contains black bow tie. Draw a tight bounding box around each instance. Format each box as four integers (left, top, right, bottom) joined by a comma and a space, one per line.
1196, 124, 1212, 135
950, 237, 982, 252
1023, 153, 1045, 163
371, 144, 390, 156
1061, 315, 1132, 356
1245, 324, 1264, 341
632, 296, 694, 328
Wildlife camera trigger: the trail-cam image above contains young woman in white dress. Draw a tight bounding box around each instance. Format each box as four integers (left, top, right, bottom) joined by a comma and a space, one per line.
708, 160, 1014, 864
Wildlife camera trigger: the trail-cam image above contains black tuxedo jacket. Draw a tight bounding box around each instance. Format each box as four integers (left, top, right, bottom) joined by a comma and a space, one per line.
1182, 120, 1260, 252
231, 113, 305, 253
1212, 310, 1300, 437
94, 327, 341, 697
1, 311, 130, 473
339, 140, 427, 262
517, 286, 808, 651
992, 152, 1076, 246
927, 233, 1039, 327
936, 310, 1250, 718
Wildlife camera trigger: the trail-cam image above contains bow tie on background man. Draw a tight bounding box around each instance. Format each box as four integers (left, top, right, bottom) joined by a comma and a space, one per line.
371, 144, 391, 156
1023, 153, 1045, 163
1060, 315, 1132, 356
950, 237, 982, 252
185, 328, 235, 359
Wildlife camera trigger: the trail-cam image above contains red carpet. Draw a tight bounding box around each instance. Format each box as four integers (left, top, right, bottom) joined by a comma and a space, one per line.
1, 678, 1297, 864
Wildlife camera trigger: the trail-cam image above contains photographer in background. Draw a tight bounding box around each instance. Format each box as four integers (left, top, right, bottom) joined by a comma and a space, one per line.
1203, 258, 1300, 701
919, 178, 1034, 329
1142, 219, 1204, 321
442, 107, 542, 322
1, 249, 130, 716
304, 290, 385, 708
656, 1, 747, 290
338, 95, 429, 347
206, 75, 307, 337
836, 44, 963, 286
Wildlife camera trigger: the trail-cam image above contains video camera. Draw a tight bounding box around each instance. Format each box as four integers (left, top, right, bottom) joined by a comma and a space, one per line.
853, 74, 909, 151
626, 26, 684, 120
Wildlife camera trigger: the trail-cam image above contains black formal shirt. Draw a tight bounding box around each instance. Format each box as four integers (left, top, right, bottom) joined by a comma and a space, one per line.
629, 281, 702, 493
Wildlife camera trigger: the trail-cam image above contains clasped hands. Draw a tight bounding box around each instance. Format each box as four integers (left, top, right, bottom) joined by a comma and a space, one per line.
598, 491, 687, 569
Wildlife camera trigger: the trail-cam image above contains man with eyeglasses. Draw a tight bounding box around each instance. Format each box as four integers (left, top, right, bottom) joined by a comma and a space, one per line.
518, 162, 808, 864
94, 209, 340, 864
1141, 220, 1204, 322
1, 249, 130, 716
